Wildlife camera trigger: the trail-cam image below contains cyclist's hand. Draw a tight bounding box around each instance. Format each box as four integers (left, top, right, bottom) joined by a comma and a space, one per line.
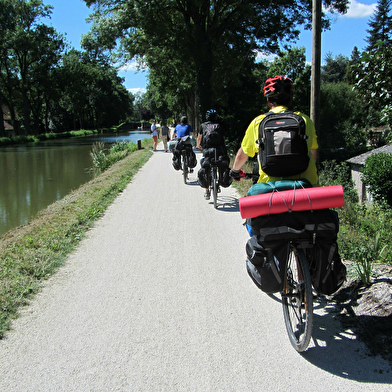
196, 145, 203, 151
230, 169, 245, 181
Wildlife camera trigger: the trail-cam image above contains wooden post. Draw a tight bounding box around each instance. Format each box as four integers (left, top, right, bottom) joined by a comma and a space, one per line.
138, 139, 142, 150
311, 0, 322, 135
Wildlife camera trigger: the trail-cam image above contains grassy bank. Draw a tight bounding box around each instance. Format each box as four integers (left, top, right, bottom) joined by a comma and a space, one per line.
0, 140, 153, 338
0, 129, 100, 146
0, 124, 132, 146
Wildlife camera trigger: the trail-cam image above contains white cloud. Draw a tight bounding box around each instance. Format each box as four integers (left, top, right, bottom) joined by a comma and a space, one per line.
255, 51, 278, 62
118, 60, 149, 73
344, 0, 377, 18
128, 88, 146, 95
119, 62, 139, 72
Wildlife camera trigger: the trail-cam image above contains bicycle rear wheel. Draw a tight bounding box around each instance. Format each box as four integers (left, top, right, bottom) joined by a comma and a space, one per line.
212, 167, 218, 208
182, 155, 188, 184
281, 245, 313, 352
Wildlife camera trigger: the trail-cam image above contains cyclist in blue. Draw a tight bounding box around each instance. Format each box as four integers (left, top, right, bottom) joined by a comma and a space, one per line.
173, 116, 194, 138
172, 116, 196, 173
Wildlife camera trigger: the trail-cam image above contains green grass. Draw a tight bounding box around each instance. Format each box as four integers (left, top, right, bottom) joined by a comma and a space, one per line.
0, 129, 99, 146
0, 139, 153, 339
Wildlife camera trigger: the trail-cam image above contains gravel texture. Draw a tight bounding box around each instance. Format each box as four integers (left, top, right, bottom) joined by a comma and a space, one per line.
0, 143, 391, 391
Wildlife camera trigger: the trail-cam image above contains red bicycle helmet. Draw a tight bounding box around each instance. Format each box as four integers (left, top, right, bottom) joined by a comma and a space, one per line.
263, 75, 294, 97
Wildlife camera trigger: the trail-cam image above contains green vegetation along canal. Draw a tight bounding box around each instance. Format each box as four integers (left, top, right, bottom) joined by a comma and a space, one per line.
0, 130, 150, 237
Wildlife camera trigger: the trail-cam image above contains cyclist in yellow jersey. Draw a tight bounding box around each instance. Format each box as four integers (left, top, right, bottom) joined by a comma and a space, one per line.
231, 75, 319, 186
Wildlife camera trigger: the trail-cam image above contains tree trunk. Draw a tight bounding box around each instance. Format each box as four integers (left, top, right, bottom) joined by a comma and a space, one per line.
0, 96, 6, 137
21, 83, 32, 135
195, 41, 213, 118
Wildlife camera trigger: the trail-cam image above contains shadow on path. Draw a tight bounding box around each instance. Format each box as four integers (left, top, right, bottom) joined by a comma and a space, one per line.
303, 296, 391, 383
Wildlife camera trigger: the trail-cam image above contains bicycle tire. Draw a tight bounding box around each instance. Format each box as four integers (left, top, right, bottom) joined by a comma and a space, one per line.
281, 245, 313, 352
212, 167, 218, 208
182, 155, 188, 184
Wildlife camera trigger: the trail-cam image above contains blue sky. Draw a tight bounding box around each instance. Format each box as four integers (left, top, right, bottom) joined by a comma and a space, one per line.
45, 0, 378, 94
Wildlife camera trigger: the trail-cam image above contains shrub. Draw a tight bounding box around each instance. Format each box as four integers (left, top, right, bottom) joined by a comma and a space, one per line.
318, 160, 358, 204
361, 153, 392, 206
91, 141, 139, 171
319, 161, 392, 269
91, 142, 109, 171
110, 140, 131, 153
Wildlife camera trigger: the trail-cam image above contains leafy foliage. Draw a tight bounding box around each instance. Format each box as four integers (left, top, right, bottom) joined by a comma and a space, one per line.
319, 82, 367, 161
362, 152, 392, 206
351, 0, 392, 127
264, 47, 312, 114
0, 0, 134, 135
319, 163, 392, 282
365, 0, 392, 51
321, 52, 350, 84
82, 0, 349, 127
91, 140, 138, 171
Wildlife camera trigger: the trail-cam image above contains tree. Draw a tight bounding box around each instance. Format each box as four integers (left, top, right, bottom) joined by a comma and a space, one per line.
51, 50, 134, 131
0, 0, 65, 134
345, 46, 361, 85
365, 0, 392, 51
319, 82, 367, 161
82, 0, 349, 125
351, 42, 392, 127
351, 0, 392, 128
321, 52, 349, 84
263, 47, 312, 114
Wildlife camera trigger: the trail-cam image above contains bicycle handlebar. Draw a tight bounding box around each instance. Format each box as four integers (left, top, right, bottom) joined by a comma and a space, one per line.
230, 169, 258, 181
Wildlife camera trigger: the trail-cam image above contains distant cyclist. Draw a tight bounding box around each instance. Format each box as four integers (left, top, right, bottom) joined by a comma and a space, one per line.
172, 116, 196, 172
173, 116, 194, 138
197, 109, 230, 199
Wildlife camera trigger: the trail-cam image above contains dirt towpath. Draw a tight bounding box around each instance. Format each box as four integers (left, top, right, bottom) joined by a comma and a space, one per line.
0, 143, 391, 391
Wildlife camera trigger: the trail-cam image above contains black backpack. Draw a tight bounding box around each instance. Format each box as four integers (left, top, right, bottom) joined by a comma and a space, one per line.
258, 111, 309, 177
203, 122, 224, 148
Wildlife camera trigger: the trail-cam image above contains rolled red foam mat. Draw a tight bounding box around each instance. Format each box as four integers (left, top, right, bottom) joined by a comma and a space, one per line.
239, 185, 344, 219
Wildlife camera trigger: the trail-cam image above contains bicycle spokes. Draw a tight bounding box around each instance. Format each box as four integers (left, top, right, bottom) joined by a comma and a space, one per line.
282, 247, 313, 352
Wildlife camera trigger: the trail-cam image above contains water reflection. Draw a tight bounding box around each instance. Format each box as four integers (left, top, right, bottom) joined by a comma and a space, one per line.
0, 131, 150, 236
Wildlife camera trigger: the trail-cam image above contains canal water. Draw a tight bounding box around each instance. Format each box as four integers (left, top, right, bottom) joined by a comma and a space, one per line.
0, 130, 151, 237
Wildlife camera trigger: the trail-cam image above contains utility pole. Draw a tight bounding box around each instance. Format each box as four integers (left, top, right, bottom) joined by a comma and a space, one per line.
311, 0, 322, 135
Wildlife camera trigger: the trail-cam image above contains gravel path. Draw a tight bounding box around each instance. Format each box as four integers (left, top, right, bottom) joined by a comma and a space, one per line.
0, 143, 391, 391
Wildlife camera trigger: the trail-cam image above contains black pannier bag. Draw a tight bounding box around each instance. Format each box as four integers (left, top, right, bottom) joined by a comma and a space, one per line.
217, 155, 232, 188
307, 238, 346, 295
188, 149, 197, 168
197, 166, 210, 188
173, 137, 197, 169
199, 148, 232, 188
245, 236, 289, 293
219, 166, 232, 187
204, 146, 228, 162
248, 209, 346, 295
172, 155, 181, 171
249, 209, 338, 242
